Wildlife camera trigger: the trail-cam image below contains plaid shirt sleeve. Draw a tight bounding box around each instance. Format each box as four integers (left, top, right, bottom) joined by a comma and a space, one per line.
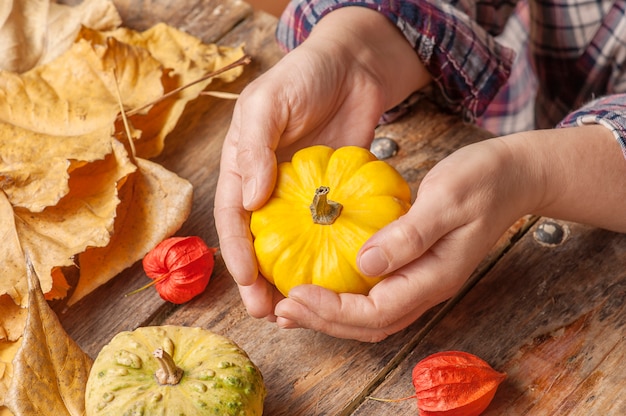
532, 0, 626, 159
276, 0, 626, 160
275, 0, 515, 122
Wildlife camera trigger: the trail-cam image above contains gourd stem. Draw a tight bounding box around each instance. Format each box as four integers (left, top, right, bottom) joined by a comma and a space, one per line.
310, 186, 342, 225
153, 348, 183, 385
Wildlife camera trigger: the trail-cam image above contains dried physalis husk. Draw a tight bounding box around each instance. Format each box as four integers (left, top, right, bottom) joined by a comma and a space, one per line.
368, 350, 506, 416
411, 351, 506, 416
139, 236, 217, 304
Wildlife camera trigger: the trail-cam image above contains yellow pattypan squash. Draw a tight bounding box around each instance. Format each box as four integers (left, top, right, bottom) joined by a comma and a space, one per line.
250, 145, 412, 296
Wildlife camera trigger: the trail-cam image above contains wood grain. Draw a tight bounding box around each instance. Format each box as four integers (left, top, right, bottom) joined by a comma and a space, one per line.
54, 7, 502, 414
60, 0, 253, 41
51, 2, 623, 415
53, 0, 267, 351
353, 221, 626, 415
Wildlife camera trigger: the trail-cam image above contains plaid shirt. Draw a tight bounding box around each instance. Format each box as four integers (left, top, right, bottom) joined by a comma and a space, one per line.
276, 0, 626, 158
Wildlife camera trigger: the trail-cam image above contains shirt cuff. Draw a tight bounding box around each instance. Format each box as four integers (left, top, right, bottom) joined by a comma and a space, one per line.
558, 94, 626, 159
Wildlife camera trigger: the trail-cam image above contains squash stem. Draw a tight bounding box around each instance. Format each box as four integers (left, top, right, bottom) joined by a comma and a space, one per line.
153, 348, 183, 385
310, 186, 342, 225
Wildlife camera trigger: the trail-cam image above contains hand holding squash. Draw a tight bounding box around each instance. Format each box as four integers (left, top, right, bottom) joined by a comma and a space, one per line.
272, 138, 541, 342
250, 145, 412, 296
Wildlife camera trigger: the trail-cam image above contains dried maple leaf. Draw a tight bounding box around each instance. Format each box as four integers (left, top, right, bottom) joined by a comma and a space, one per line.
0, 124, 115, 212
0, 0, 121, 73
0, 337, 21, 409
4, 256, 93, 416
0, 35, 165, 136
1, 139, 136, 309
80, 24, 246, 158
68, 157, 193, 305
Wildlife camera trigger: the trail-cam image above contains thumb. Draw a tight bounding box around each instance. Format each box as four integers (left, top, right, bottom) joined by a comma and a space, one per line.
356, 196, 454, 276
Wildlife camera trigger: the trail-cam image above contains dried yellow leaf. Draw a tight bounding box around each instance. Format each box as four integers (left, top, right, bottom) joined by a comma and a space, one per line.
0, 337, 22, 409
0, 124, 114, 212
0, 1, 250, 411
0, 0, 121, 73
1, 140, 135, 308
0, 296, 25, 343
80, 23, 246, 158
0, 36, 164, 136
0, 195, 24, 307
0, 23, 247, 308
68, 158, 193, 305
4, 256, 92, 416
47, 268, 72, 302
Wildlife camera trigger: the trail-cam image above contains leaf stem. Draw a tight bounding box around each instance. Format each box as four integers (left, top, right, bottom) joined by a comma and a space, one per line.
112, 68, 137, 159
118, 54, 252, 120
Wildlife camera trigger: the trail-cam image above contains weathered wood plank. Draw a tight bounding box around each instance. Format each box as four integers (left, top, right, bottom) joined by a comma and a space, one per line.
152, 29, 533, 415
60, 0, 253, 41
353, 220, 626, 415
55, 3, 534, 415
54, 0, 259, 357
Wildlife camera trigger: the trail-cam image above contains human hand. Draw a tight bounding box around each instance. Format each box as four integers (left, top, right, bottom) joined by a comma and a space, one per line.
273, 137, 536, 341
273, 124, 626, 341
215, 7, 428, 320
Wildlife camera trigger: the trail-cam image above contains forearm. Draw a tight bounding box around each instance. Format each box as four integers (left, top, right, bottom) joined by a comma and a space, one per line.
504, 125, 626, 232
277, 0, 514, 120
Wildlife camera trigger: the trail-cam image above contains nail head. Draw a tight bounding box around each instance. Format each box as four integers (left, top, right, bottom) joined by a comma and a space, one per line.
370, 137, 398, 160
534, 220, 569, 246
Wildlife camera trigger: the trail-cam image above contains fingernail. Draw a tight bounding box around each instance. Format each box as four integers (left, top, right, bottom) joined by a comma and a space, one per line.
359, 246, 388, 276
242, 178, 256, 208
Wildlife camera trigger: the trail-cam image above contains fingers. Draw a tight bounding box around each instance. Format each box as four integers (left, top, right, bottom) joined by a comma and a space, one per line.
230, 88, 283, 210
212, 129, 255, 279
237, 144, 278, 210
238, 277, 284, 321
274, 283, 430, 342
214, 81, 283, 285
274, 250, 461, 342
274, 223, 492, 342
357, 140, 512, 278
274, 288, 394, 342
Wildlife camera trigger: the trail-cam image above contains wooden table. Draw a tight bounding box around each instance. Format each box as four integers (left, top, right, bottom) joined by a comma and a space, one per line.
55, 1, 626, 414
